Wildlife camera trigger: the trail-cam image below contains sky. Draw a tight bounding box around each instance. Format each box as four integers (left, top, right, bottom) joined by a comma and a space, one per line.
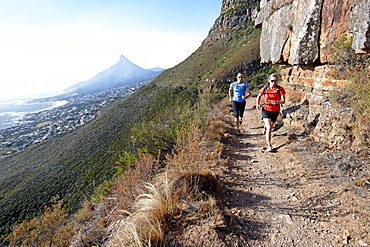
0, 0, 221, 101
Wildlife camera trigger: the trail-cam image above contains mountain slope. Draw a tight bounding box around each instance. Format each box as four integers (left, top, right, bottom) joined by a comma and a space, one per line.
0, 84, 199, 241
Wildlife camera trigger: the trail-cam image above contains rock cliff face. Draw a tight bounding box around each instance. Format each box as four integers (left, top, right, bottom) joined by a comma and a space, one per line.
255, 0, 370, 148
256, 0, 370, 64
202, 0, 264, 84
206, 0, 260, 42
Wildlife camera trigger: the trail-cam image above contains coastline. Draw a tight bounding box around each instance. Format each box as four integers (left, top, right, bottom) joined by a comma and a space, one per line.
0, 99, 68, 130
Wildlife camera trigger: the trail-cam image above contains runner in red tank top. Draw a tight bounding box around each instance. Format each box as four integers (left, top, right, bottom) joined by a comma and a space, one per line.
256, 74, 286, 152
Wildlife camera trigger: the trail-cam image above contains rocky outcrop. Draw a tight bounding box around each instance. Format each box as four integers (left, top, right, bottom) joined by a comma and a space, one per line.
256, 0, 370, 64
206, 0, 260, 42
280, 65, 355, 148
256, 0, 370, 148
349, 0, 370, 54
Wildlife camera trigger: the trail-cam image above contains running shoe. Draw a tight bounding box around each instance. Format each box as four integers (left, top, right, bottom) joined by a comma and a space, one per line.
266, 145, 272, 152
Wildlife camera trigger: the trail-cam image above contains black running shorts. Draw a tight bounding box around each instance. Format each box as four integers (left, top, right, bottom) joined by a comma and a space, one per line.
232, 101, 246, 118
262, 109, 280, 122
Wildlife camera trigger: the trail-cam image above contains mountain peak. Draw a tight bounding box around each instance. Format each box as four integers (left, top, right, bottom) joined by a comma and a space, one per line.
66, 55, 159, 95
119, 55, 129, 63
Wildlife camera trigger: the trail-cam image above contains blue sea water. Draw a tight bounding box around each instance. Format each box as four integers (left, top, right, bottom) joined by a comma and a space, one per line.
0, 99, 67, 130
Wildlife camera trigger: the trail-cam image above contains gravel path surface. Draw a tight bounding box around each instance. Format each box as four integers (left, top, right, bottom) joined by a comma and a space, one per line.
221, 97, 370, 246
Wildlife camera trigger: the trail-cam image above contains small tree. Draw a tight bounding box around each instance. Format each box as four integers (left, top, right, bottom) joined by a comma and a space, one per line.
5, 196, 73, 247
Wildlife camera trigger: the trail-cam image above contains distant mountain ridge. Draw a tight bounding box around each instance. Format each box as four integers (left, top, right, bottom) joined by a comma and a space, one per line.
67, 55, 164, 95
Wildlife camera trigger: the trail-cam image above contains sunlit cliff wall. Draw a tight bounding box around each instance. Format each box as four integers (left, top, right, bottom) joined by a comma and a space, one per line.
206, 0, 260, 42
255, 0, 370, 148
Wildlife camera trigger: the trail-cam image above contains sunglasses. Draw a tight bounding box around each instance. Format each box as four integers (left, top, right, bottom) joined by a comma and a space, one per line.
238, 77, 244, 78
270, 80, 278, 82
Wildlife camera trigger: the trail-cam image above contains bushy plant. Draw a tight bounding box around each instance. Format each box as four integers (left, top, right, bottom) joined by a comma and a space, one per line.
245, 65, 281, 90
330, 34, 356, 65
110, 152, 158, 211
5, 197, 73, 247
330, 34, 370, 145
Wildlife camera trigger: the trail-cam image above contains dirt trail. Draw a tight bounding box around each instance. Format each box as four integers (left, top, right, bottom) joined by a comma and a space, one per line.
222, 96, 370, 246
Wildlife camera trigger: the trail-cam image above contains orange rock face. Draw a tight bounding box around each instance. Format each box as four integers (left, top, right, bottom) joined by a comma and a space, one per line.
256, 0, 369, 65
320, 0, 351, 63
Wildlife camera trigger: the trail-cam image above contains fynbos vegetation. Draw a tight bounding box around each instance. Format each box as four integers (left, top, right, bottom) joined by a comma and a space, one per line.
330, 35, 370, 145
6, 98, 232, 246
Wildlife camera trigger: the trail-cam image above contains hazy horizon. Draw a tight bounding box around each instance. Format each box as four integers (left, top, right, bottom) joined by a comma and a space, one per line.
0, 90, 66, 103
0, 0, 221, 101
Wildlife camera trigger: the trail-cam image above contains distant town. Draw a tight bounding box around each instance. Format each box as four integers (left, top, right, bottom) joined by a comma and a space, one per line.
0, 80, 149, 156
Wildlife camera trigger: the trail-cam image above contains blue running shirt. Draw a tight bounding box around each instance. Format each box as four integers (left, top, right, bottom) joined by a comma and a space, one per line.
230, 82, 250, 102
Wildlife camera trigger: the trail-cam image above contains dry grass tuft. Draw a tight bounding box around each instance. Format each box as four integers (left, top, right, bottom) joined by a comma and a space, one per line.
107, 182, 170, 246
106, 169, 222, 247
204, 98, 233, 141
170, 171, 220, 202
206, 119, 229, 140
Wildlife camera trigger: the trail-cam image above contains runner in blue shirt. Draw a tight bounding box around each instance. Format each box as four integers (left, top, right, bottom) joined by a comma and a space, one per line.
229, 72, 251, 135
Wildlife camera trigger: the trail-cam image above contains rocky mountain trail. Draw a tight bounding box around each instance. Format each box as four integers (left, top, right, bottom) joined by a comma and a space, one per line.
163, 96, 369, 247
218, 97, 370, 246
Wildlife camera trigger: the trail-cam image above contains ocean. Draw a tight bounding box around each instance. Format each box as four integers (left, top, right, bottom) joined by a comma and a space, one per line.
0, 99, 68, 130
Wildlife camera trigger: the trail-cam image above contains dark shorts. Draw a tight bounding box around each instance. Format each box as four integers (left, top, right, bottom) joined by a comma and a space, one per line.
232, 101, 246, 118
262, 109, 280, 122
